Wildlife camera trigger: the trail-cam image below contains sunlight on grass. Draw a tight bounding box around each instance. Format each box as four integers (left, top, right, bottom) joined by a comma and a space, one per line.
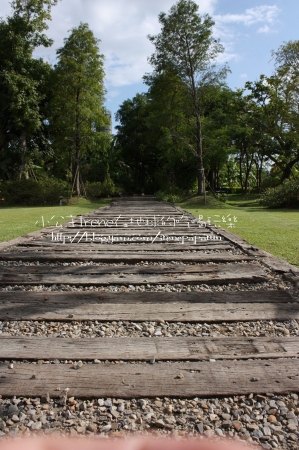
178, 194, 299, 268
0, 198, 111, 243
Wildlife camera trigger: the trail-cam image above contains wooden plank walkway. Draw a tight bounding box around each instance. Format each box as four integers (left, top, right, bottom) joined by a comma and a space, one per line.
1, 360, 299, 398
1, 336, 298, 360
0, 196, 299, 400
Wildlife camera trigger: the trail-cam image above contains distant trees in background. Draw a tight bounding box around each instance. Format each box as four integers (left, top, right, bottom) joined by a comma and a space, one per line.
0, 0, 110, 203
115, 1, 299, 199
0, 0, 298, 207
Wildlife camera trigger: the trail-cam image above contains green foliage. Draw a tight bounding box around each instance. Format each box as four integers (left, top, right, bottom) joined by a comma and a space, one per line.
155, 188, 187, 203
0, 177, 71, 206
115, 93, 155, 193
148, 0, 226, 195
50, 22, 108, 196
0, 0, 59, 179
85, 178, 116, 199
260, 179, 299, 208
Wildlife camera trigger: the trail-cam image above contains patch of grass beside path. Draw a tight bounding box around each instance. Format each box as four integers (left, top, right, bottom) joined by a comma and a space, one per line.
0, 198, 111, 243
177, 194, 299, 268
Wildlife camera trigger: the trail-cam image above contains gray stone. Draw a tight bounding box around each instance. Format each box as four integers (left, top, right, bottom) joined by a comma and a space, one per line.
215, 428, 224, 436
104, 399, 112, 407
288, 433, 299, 441
287, 422, 298, 431
0, 419, 5, 431
19, 413, 26, 422
153, 420, 165, 428
8, 405, 18, 415
117, 403, 125, 412
111, 410, 120, 419
252, 429, 264, 438
247, 424, 259, 431
195, 423, 204, 434
87, 423, 97, 433
204, 429, 215, 438
242, 414, 251, 423
31, 421, 42, 431
263, 426, 272, 436
286, 412, 296, 419
261, 444, 271, 450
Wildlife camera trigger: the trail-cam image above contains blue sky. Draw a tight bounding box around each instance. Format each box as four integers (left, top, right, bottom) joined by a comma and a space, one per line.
1, 0, 298, 132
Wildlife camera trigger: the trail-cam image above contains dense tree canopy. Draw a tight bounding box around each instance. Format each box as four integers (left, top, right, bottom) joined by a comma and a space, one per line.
0, 0, 298, 206
0, 0, 59, 179
50, 22, 108, 196
147, 0, 225, 195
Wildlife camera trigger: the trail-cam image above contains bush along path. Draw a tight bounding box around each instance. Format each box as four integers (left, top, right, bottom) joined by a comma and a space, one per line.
0, 197, 298, 448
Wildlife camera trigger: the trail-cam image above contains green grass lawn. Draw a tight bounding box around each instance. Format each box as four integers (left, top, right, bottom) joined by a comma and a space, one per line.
178, 194, 299, 268
0, 198, 111, 243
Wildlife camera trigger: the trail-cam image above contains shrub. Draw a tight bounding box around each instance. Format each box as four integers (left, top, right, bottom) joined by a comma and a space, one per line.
155, 188, 186, 203
85, 178, 116, 199
260, 179, 299, 208
0, 177, 71, 206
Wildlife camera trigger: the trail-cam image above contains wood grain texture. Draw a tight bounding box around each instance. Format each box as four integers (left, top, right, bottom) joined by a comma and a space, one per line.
0, 261, 256, 275
0, 289, 292, 304
16, 242, 233, 251
0, 263, 267, 285
0, 336, 298, 361
0, 301, 297, 322
0, 359, 298, 398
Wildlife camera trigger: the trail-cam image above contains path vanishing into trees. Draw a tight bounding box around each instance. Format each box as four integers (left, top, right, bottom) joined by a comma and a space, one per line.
0, 196, 299, 399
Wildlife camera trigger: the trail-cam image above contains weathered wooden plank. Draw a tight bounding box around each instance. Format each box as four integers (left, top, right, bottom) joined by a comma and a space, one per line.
0, 260, 255, 275
0, 289, 293, 304
0, 336, 298, 361
17, 242, 233, 251
0, 359, 298, 398
0, 252, 255, 263
0, 263, 267, 285
0, 301, 297, 322
0, 232, 44, 251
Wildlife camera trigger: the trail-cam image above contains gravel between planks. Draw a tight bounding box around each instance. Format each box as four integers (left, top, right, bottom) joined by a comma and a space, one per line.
0, 393, 298, 449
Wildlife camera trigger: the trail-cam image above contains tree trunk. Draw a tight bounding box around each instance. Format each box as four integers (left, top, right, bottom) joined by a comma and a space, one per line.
244, 153, 254, 195
280, 158, 299, 182
239, 154, 244, 194
19, 129, 29, 180
74, 89, 81, 196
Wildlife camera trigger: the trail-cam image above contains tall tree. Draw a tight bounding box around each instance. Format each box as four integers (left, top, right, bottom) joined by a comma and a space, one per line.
146, 71, 198, 192
245, 74, 299, 182
115, 93, 152, 193
51, 23, 108, 196
0, 0, 59, 179
147, 0, 225, 195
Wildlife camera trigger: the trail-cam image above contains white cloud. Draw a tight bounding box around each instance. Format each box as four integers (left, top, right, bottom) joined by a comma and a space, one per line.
0, 0, 218, 89
240, 73, 248, 79
215, 5, 279, 27
257, 24, 273, 34
213, 5, 280, 67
